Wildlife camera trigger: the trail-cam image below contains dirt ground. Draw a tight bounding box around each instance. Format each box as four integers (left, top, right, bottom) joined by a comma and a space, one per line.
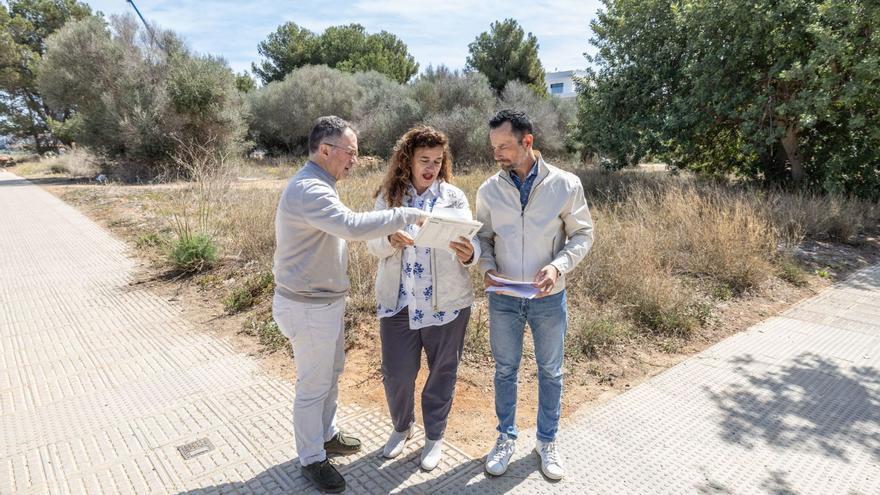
36, 178, 880, 458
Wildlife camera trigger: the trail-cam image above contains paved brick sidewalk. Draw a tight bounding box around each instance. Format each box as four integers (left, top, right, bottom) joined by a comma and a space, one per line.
445, 269, 880, 494
2, 170, 879, 494
0, 172, 481, 494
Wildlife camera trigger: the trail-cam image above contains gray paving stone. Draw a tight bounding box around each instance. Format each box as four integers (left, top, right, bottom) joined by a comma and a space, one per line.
0, 172, 478, 494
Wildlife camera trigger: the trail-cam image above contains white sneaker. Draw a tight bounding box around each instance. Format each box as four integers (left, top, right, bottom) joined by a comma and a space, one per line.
420, 438, 443, 471
535, 439, 564, 480
383, 425, 414, 459
484, 434, 516, 476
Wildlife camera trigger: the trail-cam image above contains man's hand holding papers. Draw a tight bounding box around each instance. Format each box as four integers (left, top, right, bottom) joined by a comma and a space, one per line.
485, 272, 541, 299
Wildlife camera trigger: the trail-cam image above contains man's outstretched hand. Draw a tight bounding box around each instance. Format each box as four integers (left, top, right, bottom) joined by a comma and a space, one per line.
388, 230, 414, 249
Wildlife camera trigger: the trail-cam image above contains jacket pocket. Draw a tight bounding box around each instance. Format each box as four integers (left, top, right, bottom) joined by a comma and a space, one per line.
376, 254, 402, 308
434, 250, 474, 309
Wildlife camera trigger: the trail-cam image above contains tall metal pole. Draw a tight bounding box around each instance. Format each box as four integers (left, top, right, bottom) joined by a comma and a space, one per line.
126, 0, 163, 50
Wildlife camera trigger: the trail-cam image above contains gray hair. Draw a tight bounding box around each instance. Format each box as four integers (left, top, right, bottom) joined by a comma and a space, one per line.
308, 116, 354, 154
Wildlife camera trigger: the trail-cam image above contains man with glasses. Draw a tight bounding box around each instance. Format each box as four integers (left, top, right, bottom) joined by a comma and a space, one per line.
273, 116, 427, 493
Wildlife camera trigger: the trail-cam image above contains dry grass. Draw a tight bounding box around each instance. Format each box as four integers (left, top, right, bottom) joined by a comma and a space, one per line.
59, 159, 877, 361
25, 155, 877, 456
762, 191, 880, 245
566, 177, 773, 341
216, 185, 281, 265
196, 162, 878, 359
8, 149, 101, 178
599, 186, 779, 293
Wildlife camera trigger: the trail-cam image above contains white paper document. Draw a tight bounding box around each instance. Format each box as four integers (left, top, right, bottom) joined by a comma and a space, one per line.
412, 210, 482, 251
485, 273, 541, 299
431, 207, 473, 221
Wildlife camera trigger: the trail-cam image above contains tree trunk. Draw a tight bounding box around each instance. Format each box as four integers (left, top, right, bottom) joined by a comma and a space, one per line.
781, 127, 804, 183
31, 130, 44, 154
760, 146, 784, 184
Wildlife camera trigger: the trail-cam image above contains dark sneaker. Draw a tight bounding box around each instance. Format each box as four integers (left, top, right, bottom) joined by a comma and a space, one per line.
301, 459, 345, 493
324, 432, 362, 456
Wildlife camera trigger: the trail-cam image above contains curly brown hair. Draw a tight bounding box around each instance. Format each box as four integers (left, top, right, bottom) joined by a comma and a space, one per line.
375, 125, 454, 207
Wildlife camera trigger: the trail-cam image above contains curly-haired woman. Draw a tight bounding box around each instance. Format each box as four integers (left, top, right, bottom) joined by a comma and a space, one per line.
366, 125, 480, 471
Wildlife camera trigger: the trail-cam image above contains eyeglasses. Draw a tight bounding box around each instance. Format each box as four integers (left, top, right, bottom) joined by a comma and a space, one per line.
322, 142, 359, 158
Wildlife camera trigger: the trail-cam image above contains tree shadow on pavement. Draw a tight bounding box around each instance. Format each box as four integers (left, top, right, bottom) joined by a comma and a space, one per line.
840, 266, 880, 292
173, 446, 555, 494
170, 447, 473, 495
695, 470, 798, 495
0, 176, 93, 187
706, 352, 880, 462
403, 453, 553, 494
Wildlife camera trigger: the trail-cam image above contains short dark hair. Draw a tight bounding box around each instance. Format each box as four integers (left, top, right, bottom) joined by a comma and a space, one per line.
489, 110, 533, 140
308, 116, 354, 154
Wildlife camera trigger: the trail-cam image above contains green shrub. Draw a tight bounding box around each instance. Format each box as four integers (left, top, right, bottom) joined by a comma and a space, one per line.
223, 271, 274, 313
165, 54, 247, 157
411, 70, 495, 164
169, 234, 218, 272
424, 107, 493, 164
223, 286, 255, 314
248, 65, 359, 153
410, 68, 494, 116
778, 258, 809, 287
352, 71, 421, 157
244, 317, 288, 353
499, 80, 572, 158
38, 15, 246, 179
258, 320, 287, 351
711, 284, 734, 301
626, 277, 705, 337
135, 231, 164, 249
566, 314, 626, 359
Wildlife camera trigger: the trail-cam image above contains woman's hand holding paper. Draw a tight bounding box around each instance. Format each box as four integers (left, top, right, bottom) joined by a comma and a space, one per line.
449, 236, 474, 264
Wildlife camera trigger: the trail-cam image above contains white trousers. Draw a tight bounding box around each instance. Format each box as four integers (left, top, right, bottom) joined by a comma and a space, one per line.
272, 294, 346, 466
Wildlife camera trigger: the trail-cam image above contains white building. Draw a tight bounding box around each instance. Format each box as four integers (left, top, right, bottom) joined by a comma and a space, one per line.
545, 70, 586, 98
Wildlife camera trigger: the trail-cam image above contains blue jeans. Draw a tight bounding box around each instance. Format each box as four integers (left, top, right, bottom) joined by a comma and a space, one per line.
489, 291, 567, 443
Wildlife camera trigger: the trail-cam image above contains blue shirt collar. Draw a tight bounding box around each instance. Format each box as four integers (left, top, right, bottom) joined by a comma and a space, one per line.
509, 160, 538, 185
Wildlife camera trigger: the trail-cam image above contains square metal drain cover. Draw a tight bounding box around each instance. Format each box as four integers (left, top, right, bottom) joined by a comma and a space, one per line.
177, 438, 215, 460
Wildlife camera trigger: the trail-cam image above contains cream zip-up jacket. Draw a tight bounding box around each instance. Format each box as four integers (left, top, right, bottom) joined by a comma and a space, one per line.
475, 156, 594, 296
367, 181, 480, 312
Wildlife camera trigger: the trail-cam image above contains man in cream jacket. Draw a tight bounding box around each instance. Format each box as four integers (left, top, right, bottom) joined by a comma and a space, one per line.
476, 110, 594, 481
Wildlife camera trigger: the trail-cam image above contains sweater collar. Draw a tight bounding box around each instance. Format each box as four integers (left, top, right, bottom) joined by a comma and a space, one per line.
304, 160, 337, 186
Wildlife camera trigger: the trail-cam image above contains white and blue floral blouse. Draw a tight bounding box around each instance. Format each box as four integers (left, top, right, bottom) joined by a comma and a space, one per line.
377, 181, 462, 329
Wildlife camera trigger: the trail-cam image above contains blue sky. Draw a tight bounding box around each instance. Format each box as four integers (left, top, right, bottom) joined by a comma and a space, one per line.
85, 0, 604, 76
